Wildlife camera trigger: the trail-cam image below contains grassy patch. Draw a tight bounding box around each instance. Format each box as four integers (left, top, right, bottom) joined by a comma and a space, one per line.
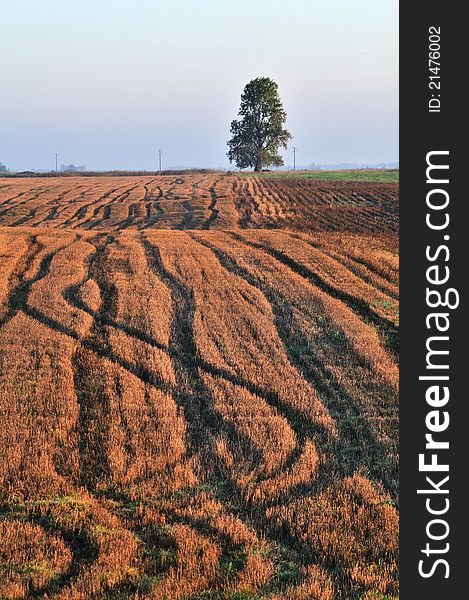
220, 548, 248, 581
238, 169, 399, 183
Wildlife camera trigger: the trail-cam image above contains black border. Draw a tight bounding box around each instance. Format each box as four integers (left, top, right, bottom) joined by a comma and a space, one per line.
400, 3, 466, 596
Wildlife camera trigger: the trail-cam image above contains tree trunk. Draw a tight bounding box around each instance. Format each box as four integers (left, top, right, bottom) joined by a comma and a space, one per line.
254, 157, 262, 172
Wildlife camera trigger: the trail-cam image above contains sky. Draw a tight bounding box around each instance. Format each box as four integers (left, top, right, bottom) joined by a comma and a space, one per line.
1, 0, 398, 171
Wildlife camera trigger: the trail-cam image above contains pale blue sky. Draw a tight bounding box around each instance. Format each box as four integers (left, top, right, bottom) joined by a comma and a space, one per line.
1, 0, 398, 171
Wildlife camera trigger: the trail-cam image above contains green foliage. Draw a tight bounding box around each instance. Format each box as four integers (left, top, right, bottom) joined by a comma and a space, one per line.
227, 77, 292, 172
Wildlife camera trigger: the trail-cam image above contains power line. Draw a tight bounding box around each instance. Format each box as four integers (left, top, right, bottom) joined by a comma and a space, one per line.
158, 149, 163, 174
292, 146, 298, 171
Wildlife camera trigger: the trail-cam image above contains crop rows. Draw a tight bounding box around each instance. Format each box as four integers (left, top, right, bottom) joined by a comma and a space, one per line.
0, 175, 398, 233
232, 177, 398, 232
0, 218, 398, 598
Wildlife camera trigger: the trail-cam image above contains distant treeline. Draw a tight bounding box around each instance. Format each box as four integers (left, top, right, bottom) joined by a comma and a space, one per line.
0, 169, 223, 178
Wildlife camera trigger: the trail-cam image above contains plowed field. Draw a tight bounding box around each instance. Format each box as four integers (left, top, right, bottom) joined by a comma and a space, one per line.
0, 175, 398, 233
0, 175, 398, 599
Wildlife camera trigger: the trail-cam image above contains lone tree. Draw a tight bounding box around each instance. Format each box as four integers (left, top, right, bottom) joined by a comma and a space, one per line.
227, 77, 292, 172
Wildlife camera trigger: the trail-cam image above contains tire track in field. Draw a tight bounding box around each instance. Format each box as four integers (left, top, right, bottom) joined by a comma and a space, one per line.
230, 231, 399, 360
1, 233, 115, 491
40, 233, 277, 487
139, 231, 265, 478
29, 184, 97, 227
156, 177, 191, 228
0, 502, 99, 597
9, 208, 38, 227
144, 186, 165, 228
179, 200, 195, 229
179, 234, 313, 481
191, 232, 398, 496
142, 232, 328, 493
0, 235, 78, 329
0, 185, 57, 215
342, 246, 399, 286
11, 233, 136, 491
0, 235, 45, 327
116, 202, 139, 230
293, 233, 399, 300
73, 183, 135, 229
69, 234, 128, 489
143, 182, 164, 228
86, 180, 146, 230
273, 232, 398, 324
62, 253, 318, 466
40, 206, 60, 223
89, 485, 271, 597
141, 178, 160, 229
172, 178, 197, 229
13, 243, 271, 491
3, 185, 65, 225
62, 184, 129, 228
127, 232, 321, 563
0, 236, 386, 595
141, 234, 332, 462
202, 178, 221, 230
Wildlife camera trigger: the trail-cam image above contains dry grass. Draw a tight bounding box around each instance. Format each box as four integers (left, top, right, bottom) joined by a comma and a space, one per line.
0, 174, 398, 233
0, 174, 398, 598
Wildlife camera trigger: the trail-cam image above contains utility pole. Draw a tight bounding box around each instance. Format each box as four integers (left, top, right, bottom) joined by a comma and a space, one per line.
158, 149, 162, 174
292, 146, 297, 171
54, 153, 59, 173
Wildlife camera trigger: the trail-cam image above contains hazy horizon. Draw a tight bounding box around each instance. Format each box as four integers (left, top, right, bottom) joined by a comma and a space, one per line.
1, 0, 398, 172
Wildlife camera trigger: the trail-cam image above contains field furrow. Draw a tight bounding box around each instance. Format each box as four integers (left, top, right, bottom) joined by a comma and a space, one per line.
235, 230, 399, 358
0, 174, 398, 233
0, 171, 399, 598
192, 231, 398, 495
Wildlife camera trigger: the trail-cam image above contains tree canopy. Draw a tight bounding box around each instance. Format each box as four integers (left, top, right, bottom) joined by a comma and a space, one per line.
227, 77, 292, 172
